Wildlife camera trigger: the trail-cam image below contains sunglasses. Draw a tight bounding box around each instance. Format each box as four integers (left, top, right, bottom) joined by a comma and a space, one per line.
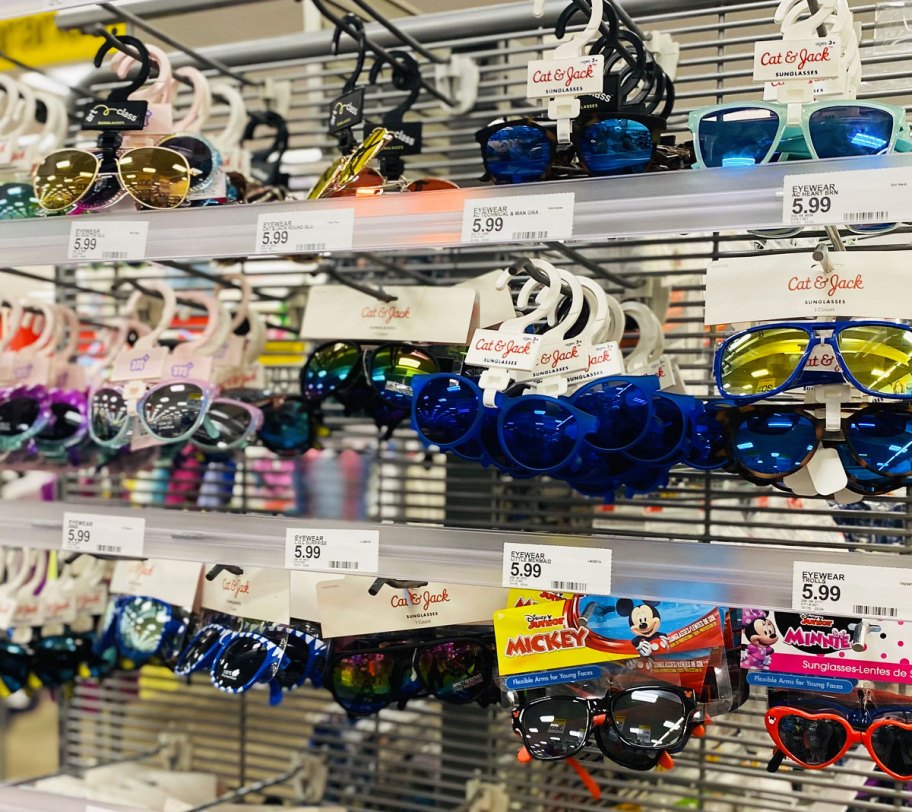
718, 402, 912, 481
767, 693, 912, 780
95, 596, 189, 667
308, 127, 393, 199
158, 133, 222, 198
688, 100, 912, 168
254, 394, 321, 457
326, 635, 496, 717
0, 385, 52, 452
33, 142, 194, 213
476, 113, 665, 184
189, 397, 263, 453
88, 380, 218, 449
0, 633, 117, 694
0, 183, 39, 220
325, 168, 458, 197
715, 321, 912, 402
512, 685, 698, 762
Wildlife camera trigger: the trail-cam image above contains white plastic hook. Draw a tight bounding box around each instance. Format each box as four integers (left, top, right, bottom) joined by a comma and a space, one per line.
209, 81, 248, 152
112, 43, 174, 103
621, 301, 665, 373
170, 290, 232, 358
172, 66, 212, 133
131, 281, 178, 350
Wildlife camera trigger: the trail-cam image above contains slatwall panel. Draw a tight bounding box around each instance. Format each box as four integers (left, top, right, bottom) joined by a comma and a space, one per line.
40, 0, 912, 809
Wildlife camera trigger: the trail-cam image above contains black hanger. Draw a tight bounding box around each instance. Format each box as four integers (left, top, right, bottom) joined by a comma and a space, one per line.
367, 50, 423, 180
93, 32, 151, 102
334, 14, 367, 95
242, 110, 290, 188
329, 14, 369, 154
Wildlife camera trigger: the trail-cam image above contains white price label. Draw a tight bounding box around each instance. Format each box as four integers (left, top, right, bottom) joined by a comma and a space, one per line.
783, 166, 912, 226
256, 210, 355, 254
285, 528, 379, 574
461, 193, 574, 244
62, 512, 145, 558
67, 221, 149, 262
792, 561, 912, 619
526, 54, 604, 98
502, 543, 612, 595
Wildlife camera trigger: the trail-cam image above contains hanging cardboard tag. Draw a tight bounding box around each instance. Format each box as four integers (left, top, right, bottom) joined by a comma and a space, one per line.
289, 571, 344, 623
455, 271, 517, 328
110, 559, 203, 609
365, 121, 423, 155
752, 38, 841, 82
82, 100, 149, 131
464, 329, 541, 371
329, 88, 365, 133
201, 565, 290, 624
526, 54, 604, 98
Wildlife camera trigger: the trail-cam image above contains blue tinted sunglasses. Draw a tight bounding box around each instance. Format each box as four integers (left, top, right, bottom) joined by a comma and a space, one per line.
715, 321, 912, 402
95, 596, 188, 666
689, 100, 912, 168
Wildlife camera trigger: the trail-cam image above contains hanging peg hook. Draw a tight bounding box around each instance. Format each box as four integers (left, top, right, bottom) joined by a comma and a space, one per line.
333, 14, 368, 93
849, 619, 882, 652
369, 49, 422, 127
92, 30, 151, 102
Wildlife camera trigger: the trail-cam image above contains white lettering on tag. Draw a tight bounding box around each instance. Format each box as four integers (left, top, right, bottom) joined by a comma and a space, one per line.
502, 543, 612, 595
704, 252, 912, 324
753, 38, 841, 82
465, 329, 542, 371
285, 528, 380, 574
526, 54, 604, 98
792, 561, 912, 620
461, 193, 574, 244
783, 166, 912, 227
67, 221, 149, 262
62, 512, 145, 557
255, 209, 355, 254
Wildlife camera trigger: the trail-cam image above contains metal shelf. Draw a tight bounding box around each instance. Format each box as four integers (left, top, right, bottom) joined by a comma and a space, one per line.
5, 154, 911, 264
1, 0, 101, 20
6, 500, 912, 613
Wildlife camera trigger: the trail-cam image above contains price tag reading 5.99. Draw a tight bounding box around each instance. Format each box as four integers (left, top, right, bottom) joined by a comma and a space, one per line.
284, 527, 379, 574
473, 216, 503, 235
61, 512, 146, 558
502, 542, 612, 595
255, 210, 355, 255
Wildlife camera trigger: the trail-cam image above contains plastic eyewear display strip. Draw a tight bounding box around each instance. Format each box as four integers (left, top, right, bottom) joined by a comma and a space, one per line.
715, 321, 912, 401
688, 100, 912, 168
476, 114, 664, 184
33, 146, 194, 212
308, 127, 393, 199
719, 402, 912, 480
328, 637, 495, 716
513, 686, 697, 762
766, 705, 912, 780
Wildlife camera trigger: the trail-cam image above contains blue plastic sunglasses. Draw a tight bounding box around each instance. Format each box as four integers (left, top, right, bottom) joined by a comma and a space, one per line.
95, 596, 189, 666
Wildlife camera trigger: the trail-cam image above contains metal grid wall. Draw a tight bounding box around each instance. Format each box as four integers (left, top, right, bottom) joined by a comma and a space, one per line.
44, 0, 912, 808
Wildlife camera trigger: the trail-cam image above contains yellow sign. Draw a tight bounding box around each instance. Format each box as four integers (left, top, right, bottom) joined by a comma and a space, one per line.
0, 13, 107, 71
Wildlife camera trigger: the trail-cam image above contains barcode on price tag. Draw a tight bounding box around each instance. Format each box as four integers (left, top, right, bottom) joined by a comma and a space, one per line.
285, 528, 379, 574
792, 560, 912, 620
502, 543, 611, 595
782, 166, 912, 226
461, 193, 574, 244
67, 221, 149, 262
62, 512, 145, 558
255, 210, 355, 255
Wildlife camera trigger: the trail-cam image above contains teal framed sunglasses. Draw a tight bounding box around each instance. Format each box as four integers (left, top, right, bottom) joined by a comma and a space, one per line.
687, 100, 912, 168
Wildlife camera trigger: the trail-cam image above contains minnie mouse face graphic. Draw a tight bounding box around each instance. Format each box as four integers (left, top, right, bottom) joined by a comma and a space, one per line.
750, 617, 778, 647
616, 599, 668, 657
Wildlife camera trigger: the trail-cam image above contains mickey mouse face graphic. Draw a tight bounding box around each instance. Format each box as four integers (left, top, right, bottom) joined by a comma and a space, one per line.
751, 618, 778, 646
616, 599, 662, 638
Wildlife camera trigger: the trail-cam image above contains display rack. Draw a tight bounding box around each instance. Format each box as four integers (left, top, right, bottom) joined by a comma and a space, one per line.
0, 0, 102, 20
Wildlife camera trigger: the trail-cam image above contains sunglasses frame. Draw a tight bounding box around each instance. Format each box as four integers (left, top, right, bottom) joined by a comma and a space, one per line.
209, 629, 290, 704
136, 378, 219, 445
715, 320, 912, 402
189, 397, 263, 452
0, 385, 52, 452
688, 100, 912, 169
766, 705, 912, 780
308, 127, 393, 199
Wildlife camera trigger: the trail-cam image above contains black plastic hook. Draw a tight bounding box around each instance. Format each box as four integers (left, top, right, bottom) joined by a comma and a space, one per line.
92, 31, 151, 102
368, 50, 422, 127
242, 110, 291, 187
333, 14, 368, 94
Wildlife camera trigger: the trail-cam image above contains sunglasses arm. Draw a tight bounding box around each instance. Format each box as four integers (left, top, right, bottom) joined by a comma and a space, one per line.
767, 748, 786, 773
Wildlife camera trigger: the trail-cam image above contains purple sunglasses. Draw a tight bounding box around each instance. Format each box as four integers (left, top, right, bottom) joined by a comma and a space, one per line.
0, 385, 87, 454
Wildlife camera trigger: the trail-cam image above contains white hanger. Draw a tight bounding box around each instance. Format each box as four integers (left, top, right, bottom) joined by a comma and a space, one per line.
112, 43, 175, 104
171, 290, 232, 358
621, 300, 665, 373
172, 66, 213, 133
222, 274, 267, 366
209, 82, 247, 152
131, 281, 179, 351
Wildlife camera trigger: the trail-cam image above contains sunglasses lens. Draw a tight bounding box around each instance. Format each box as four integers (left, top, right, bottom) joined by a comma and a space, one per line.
686, 404, 728, 469
777, 714, 847, 766
837, 325, 912, 397
302, 342, 360, 401
176, 626, 223, 675
118, 598, 169, 657
119, 147, 192, 208
404, 178, 459, 192
501, 398, 582, 470
595, 724, 662, 770
259, 399, 312, 456
574, 381, 651, 451
611, 688, 688, 749
192, 401, 254, 450
329, 166, 384, 197
870, 721, 912, 778
0, 642, 30, 693
808, 105, 894, 158
32, 637, 83, 688
732, 410, 816, 476
626, 397, 686, 462
720, 328, 810, 398
90, 389, 128, 444
273, 634, 312, 690
0, 395, 41, 441
33, 149, 99, 211
332, 652, 400, 714
578, 118, 653, 174
522, 698, 590, 759
213, 637, 269, 691
159, 136, 214, 188
416, 640, 487, 702
413, 376, 479, 446
482, 124, 552, 183
0, 183, 39, 219
369, 346, 438, 409
847, 407, 912, 476
697, 107, 780, 167
143, 383, 206, 441
37, 401, 85, 447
